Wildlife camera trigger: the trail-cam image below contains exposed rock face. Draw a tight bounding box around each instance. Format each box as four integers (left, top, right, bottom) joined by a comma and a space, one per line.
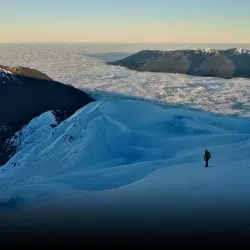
0, 65, 52, 80
0, 65, 94, 165
110, 48, 250, 78
10, 66, 53, 80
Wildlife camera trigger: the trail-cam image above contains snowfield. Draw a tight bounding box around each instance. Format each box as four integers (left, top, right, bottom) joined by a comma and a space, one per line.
1, 99, 250, 233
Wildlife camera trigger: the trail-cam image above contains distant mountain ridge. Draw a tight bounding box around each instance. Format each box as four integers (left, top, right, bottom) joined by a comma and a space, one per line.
0, 65, 52, 81
109, 48, 250, 78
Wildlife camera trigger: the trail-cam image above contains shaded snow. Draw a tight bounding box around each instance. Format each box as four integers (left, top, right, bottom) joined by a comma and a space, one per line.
1, 99, 250, 232
5, 111, 57, 160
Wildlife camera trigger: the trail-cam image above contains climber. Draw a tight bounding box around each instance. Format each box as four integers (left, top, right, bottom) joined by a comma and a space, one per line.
204, 149, 211, 168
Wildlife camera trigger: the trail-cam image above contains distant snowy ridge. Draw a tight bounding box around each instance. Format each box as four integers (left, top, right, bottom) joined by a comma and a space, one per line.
199, 48, 217, 54
134, 48, 250, 55
198, 48, 250, 55
233, 48, 250, 55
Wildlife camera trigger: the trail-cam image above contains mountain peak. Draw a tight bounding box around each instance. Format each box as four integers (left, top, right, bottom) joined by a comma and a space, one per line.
1, 65, 52, 82
0, 67, 16, 84
233, 48, 250, 54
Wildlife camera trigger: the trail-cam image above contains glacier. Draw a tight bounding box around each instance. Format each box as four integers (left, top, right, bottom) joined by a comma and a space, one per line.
1, 99, 250, 235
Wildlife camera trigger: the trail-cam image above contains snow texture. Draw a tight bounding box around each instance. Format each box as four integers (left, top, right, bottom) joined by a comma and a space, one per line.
234, 48, 250, 55
1, 99, 250, 232
4, 111, 57, 159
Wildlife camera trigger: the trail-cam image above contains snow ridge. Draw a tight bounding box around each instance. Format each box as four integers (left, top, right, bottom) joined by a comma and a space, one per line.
201, 48, 217, 54
2, 111, 57, 164
234, 48, 250, 55
1, 99, 250, 232
195, 48, 250, 55
2, 99, 250, 189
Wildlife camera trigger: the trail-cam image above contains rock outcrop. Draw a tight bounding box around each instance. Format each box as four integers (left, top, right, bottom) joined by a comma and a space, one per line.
110, 48, 250, 78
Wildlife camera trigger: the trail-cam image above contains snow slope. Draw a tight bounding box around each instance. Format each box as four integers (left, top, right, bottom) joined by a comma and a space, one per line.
2, 111, 57, 162
1, 99, 250, 233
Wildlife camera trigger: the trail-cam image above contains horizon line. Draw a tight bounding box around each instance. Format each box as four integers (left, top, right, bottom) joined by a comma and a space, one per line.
1, 41, 250, 44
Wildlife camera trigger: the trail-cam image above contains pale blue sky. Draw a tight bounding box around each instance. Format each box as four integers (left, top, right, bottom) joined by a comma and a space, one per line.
1, 0, 250, 43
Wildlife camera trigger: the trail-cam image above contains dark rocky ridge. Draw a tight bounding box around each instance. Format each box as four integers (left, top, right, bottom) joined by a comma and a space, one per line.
0, 65, 52, 80
0, 66, 94, 165
109, 48, 250, 78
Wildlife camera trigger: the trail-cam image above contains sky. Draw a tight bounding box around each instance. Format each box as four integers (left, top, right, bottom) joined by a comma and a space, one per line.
1, 0, 250, 43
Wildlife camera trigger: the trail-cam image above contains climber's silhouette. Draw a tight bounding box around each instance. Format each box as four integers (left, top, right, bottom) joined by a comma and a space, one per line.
204, 149, 211, 168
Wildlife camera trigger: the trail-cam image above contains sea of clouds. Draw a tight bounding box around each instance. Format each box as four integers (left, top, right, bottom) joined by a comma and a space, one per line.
1, 43, 250, 117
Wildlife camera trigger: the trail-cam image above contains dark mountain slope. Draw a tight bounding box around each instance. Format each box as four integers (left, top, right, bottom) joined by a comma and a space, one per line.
110, 48, 250, 78
0, 66, 94, 165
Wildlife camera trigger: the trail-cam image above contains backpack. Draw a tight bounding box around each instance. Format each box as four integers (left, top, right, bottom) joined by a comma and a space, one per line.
206, 151, 211, 159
